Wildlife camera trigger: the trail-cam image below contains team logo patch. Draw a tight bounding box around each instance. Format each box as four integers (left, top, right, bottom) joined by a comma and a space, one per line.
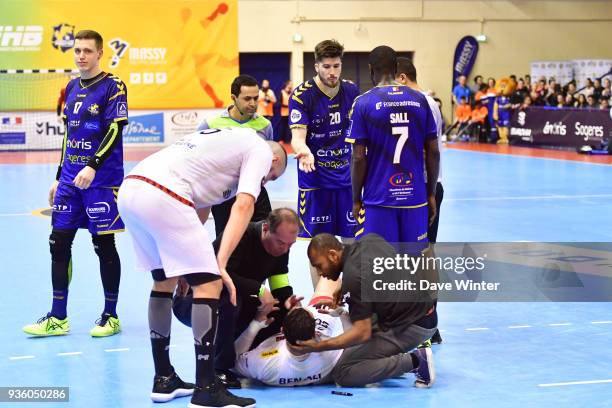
222, 189, 231, 199
117, 102, 127, 116
51, 23, 75, 53
290, 109, 302, 123
86, 201, 110, 219
87, 104, 99, 116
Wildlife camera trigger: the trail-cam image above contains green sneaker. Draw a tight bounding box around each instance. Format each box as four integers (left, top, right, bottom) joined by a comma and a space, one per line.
23, 314, 70, 336
90, 313, 121, 337
417, 338, 432, 349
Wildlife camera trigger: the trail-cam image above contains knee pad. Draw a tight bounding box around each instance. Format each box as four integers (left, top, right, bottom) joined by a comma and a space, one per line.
49, 229, 77, 262
92, 234, 118, 261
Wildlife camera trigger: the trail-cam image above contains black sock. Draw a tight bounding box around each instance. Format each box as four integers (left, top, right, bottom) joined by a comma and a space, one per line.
149, 291, 173, 377
192, 298, 219, 388
93, 234, 121, 311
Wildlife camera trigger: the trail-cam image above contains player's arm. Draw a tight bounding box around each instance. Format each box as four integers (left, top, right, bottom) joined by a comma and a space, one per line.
350, 143, 368, 218
288, 85, 315, 172
49, 126, 69, 206
424, 138, 440, 225
294, 317, 372, 353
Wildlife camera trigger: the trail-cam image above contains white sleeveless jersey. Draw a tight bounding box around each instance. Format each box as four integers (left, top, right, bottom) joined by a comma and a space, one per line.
128, 127, 272, 208
421, 91, 443, 182
234, 306, 344, 386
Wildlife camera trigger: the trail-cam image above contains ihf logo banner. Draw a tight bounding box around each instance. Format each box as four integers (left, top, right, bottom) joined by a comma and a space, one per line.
123, 112, 164, 144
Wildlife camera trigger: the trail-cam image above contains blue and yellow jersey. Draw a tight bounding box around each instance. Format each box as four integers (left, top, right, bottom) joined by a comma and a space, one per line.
60, 73, 128, 187
288, 79, 359, 189
346, 84, 437, 208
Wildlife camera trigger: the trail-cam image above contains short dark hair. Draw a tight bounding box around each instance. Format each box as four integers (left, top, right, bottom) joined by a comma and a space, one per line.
369, 45, 397, 76
75, 30, 103, 50
283, 308, 315, 345
474, 75, 483, 82
266, 208, 298, 233
396, 57, 417, 82
314, 39, 344, 62
231, 74, 258, 97
307, 233, 342, 258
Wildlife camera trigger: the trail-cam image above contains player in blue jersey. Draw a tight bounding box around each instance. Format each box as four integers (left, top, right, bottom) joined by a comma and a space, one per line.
346, 46, 440, 247
289, 39, 359, 285
24, 30, 128, 338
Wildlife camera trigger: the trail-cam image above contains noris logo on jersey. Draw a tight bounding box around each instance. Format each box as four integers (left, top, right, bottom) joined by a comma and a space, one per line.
389, 172, 413, 186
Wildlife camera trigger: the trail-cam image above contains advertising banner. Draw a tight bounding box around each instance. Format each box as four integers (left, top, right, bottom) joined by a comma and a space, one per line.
0, 0, 238, 110
452, 36, 479, 88
510, 106, 611, 148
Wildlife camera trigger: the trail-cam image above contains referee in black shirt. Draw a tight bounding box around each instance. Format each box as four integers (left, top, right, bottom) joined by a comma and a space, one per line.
293, 233, 438, 388
173, 208, 299, 388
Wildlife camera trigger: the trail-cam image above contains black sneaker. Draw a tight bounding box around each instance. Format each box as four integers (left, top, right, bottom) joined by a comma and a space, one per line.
431, 329, 443, 345
150, 370, 195, 402
188, 380, 255, 408
215, 370, 242, 389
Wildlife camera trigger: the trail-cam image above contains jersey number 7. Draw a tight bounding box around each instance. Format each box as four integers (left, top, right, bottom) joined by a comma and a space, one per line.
392, 126, 409, 164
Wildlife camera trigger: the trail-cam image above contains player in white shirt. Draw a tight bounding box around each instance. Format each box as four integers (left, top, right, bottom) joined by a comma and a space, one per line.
117, 127, 287, 408
232, 277, 348, 386
395, 57, 444, 346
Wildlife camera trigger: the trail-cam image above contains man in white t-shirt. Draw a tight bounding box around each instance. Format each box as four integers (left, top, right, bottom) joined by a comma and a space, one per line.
395, 57, 443, 346
117, 127, 287, 408
233, 277, 348, 386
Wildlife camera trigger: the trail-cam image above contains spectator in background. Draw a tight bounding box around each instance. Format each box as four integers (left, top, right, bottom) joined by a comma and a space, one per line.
511, 79, 528, 109
521, 95, 533, 110
485, 78, 498, 141
257, 79, 277, 122
445, 96, 471, 138
565, 81, 577, 97
575, 93, 587, 108
586, 95, 598, 109
603, 78, 611, 96
530, 90, 545, 106
452, 75, 471, 105
556, 94, 565, 108
545, 79, 559, 106
510, 74, 517, 83
470, 75, 483, 94
475, 83, 488, 103
600, 98, 610, 110
279, 80, 293, 147
582, 78, 595, 97
525, 74, 532, 89
593, 78, 603, 100
457, 98, 488, 142
564, 93, 575, 107
535, 78, 546, 95
434, 97, 447, 135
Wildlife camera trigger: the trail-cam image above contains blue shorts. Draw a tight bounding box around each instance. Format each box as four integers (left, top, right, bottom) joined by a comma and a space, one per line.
298, 187, 356, 238
52, 182, 124, 235
498, 111, 511, 127
356, 205, 429, 245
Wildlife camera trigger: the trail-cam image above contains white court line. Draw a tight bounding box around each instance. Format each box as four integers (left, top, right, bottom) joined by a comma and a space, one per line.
538, 379, 612, 387
508, 325, 532, 329
9, 355, 35, 360
57, 351, 83, 356
446, 194, 612, 202
592, 321, 612, 324
104, 348, 130, 353
548, 323, 572, 327
465, 327, 489, 331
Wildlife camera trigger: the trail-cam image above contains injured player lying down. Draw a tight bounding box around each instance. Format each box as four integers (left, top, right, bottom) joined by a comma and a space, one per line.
232, 277, 348, 386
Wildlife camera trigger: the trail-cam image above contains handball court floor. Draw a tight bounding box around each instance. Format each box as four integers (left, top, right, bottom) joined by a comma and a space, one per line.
1, 143, 612, 408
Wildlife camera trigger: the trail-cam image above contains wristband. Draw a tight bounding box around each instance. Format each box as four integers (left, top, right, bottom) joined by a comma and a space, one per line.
258, 285, 266, 297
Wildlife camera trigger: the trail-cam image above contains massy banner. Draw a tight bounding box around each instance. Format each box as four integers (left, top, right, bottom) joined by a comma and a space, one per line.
0, 0, 238, 109
452, 35, 478, 88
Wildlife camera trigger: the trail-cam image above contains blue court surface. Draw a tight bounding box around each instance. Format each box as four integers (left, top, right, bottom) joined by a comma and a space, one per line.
1, 146, 612, 407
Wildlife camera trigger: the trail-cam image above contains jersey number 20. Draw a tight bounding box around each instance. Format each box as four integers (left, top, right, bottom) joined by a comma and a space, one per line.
392, 126, 409, 164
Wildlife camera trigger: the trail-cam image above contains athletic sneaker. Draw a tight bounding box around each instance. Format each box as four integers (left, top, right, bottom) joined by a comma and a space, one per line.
23, 314, 69, 336
150, 370, 195, 403
188, 380, 255, 408
216, 369, 242, 389
417, 338, 432, 349
431, 329, 443, 345
412, 347, 435, 388
90, 313, 121, 337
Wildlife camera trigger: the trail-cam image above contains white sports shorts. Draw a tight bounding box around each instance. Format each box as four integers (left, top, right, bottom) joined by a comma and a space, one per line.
117, 177, 219, 278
